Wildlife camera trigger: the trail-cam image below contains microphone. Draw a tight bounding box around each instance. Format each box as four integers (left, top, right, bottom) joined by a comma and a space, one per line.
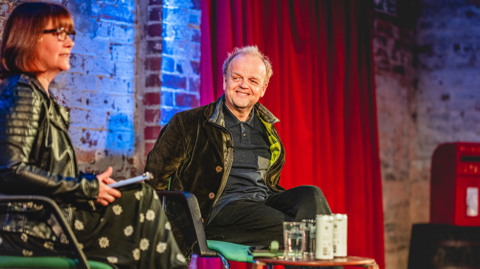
226, 140, 233, 148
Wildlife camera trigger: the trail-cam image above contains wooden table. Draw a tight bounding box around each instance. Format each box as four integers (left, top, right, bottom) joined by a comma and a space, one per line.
253, 256, 379, 268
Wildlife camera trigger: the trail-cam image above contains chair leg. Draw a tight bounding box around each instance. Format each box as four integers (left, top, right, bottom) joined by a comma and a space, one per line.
215, 252, 230, 269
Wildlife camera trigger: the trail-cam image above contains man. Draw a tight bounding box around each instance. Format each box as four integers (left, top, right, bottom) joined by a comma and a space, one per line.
145, 46, 332, 259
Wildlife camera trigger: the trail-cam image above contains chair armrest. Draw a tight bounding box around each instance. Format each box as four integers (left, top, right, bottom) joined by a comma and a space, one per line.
156, 191, 217, 257
0, 194, 90, 269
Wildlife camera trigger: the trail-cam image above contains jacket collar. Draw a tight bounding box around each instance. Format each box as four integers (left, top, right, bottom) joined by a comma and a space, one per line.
206, 94, 280, 126
17, 73, 71, 130
18, 73, 55, 99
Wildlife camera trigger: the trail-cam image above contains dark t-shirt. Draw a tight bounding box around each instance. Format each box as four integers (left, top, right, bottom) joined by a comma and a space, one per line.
208, 104, 272, 223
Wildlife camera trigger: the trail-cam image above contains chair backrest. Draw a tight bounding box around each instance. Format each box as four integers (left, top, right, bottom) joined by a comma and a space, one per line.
0, 194, 91, 269
156, 191, 217, 257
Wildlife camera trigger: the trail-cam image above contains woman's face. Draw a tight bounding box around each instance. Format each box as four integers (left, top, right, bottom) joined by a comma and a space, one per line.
35, 20, 74, 74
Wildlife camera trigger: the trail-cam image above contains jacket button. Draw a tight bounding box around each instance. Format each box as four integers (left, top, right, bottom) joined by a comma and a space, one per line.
201, 218, 204, 223
215, 166, 222, 172
208, 192, 215, 199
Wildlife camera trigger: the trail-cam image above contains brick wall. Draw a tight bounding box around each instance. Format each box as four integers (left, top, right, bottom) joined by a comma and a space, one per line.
160, 0, 201, 123
143, 0, 201, 156
414, 0, 480, 176
143, 0, 164, 156
373, 15, 416, 269
60, 0, 139, 179
375, 1, 480, 268
0, 2, 19, 37
0, 0, 201, 174
0, 0, 146, 179
412, 0, 480, 224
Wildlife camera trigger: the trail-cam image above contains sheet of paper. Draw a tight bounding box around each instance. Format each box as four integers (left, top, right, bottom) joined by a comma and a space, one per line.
108, 172, 152, 188
466, 187, 478, 217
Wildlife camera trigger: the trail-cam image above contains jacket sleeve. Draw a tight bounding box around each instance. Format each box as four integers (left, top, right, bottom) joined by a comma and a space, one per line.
0, 83, 99, 203
144, 113, 187, 190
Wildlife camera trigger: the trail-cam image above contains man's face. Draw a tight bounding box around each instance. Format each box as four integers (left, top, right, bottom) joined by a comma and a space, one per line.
224, 54, 268, 116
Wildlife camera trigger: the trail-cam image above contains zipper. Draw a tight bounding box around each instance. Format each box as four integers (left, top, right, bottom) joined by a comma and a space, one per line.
88, 200, 97, 211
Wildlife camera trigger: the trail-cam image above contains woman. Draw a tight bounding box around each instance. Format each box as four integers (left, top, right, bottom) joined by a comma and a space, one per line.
0, 3, 187, 269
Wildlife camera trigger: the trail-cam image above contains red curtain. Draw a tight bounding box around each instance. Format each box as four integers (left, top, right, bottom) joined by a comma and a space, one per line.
198, 1, 385, 268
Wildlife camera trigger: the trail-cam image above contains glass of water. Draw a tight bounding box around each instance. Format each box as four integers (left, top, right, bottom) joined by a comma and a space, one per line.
283, 221, 305, 260
302, 219, 316, 256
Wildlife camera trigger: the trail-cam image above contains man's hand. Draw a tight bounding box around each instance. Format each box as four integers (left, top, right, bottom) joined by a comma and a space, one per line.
96, 167, 122, 206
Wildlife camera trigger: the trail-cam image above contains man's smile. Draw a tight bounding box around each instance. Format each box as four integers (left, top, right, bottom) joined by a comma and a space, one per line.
235, 91, 250, 96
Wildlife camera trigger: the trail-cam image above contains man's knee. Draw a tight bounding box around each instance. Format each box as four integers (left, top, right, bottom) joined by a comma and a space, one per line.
293, 185, 326, 200
293, 185, 331, 214
310, 185, 328, 202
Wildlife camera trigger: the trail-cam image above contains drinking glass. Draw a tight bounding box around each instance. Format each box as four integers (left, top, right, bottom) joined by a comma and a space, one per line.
283, 221, 305, 260
302, 219, 316, 256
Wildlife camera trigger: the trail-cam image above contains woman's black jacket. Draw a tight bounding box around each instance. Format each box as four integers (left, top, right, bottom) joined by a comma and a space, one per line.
0, 74, 98, 204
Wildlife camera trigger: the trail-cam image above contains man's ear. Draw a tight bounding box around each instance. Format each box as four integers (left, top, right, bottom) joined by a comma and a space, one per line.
260, 82, 268, 98
223, 76, 227, 90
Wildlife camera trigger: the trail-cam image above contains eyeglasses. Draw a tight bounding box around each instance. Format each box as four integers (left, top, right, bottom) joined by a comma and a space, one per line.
43, 28, 76, 42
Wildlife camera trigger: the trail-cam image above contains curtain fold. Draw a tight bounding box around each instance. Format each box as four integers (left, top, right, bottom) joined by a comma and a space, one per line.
199, 1, 385, 268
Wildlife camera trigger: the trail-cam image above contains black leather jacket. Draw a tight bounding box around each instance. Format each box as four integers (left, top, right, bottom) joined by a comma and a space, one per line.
0, 74, 99, 214
145, 95, 286, 257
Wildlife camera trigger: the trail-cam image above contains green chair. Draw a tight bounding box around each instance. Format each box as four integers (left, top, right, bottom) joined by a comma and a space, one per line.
0, 195, 115, 269
157, 191, 254, 269
0, 257, 112, 269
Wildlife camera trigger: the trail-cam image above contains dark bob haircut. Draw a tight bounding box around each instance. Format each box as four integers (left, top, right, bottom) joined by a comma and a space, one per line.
0, 2, 74, 78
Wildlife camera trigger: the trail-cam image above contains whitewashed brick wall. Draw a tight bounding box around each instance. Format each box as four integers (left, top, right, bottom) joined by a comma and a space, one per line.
375, 1, 480, 269
144, 0, 201, 155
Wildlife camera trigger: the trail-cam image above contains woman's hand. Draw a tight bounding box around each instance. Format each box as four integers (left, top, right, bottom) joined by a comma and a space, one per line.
96, 167, 122, 206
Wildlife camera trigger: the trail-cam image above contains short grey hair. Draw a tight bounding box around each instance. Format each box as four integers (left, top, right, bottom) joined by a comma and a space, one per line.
222, 45, 273, 84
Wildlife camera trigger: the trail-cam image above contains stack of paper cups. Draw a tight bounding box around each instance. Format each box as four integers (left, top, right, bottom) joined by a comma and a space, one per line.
315, 214, 334, 259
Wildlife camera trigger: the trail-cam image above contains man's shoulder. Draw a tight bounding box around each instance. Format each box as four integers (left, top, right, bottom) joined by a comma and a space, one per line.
176, 104, 207, 117
173, 100, 217, 122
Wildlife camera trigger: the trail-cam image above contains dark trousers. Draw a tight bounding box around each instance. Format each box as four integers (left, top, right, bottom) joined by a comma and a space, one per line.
205, 185, 332, 246
205, 185, 339, 269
